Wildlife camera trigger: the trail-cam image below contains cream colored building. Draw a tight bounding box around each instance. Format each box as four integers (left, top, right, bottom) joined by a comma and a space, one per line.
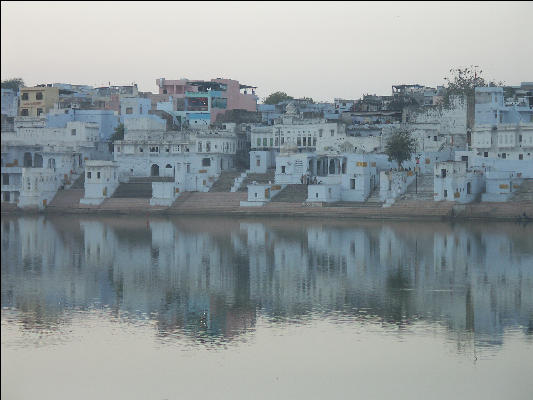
19, 86, 59, 117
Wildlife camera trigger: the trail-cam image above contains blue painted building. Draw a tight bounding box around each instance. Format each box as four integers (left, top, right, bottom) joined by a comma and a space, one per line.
46, 108, 119, 140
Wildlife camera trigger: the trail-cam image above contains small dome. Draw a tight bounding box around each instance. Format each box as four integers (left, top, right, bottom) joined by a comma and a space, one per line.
285, 102, 298, 115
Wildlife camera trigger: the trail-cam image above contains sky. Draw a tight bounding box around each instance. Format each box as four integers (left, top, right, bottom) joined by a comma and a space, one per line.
1, 1, 532, 102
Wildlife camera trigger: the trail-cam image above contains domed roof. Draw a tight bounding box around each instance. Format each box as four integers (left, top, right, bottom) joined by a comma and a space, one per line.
285, 102, 298, 115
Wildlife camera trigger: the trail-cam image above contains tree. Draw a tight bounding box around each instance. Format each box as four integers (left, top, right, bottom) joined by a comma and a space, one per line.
442, 66, 503, 108
385, 129, 417, 169
1, 78, 25, 92
109, 123, 124, 142
264, 91, 293, 105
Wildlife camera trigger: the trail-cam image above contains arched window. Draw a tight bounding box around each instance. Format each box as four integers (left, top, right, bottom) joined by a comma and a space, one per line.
48, 158, 56, 169
150, 164, 159, 177
165, 164, 172, 168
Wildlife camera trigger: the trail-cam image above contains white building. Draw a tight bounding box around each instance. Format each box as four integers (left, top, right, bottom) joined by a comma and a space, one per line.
471, 123, 533, 160
1, 117, 107, 208
80, 161, 119, 205
113, 117, 245, 192
433, 161, 484, 203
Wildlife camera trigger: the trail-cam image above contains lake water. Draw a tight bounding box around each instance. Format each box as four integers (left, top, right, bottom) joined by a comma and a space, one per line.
2, 215, 533, 399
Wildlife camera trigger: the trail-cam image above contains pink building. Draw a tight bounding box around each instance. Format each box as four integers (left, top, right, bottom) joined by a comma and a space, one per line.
156, 77, 258, 123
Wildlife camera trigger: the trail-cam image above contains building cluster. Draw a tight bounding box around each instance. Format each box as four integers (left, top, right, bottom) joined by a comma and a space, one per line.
1, 77, 532, 209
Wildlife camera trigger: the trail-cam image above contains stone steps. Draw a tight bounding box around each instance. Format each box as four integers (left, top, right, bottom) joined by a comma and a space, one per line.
170, 192, 247, 210
270, 184, 308, 203
47, 189, 84, 208
209, 170, 243, 192
238, 170, 276, 192
70, 174, 85, 189
512, 179, 533, 202
112, 182, 152, 198
129, 176, 174, 183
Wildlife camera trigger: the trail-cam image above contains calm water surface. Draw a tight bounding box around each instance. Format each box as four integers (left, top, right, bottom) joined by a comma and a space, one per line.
2, 215, 533, 399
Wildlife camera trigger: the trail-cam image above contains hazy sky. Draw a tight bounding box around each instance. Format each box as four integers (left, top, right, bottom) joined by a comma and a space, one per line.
2, 1, 532, 102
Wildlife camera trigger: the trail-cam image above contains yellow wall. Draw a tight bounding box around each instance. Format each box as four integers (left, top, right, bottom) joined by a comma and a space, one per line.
19, 87, 59, 117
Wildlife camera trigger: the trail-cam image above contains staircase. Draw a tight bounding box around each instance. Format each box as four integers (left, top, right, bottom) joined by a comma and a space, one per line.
170, 192, 247, 213
366, 186, 383, 204
402, 172, 435, 201
47, 189, 84, 209
112, 182, 152, 198
237, 170, 276, 192
209, 170, 243, 192
270, 184, 308, 203
512, 179, 533, 202
70, 174, 85, 189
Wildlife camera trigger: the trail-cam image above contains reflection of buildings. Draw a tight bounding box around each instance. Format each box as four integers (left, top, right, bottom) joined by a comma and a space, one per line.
1, 216, 532, 348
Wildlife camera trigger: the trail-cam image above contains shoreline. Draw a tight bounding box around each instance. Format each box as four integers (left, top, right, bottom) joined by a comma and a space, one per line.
2, 199, 532, 222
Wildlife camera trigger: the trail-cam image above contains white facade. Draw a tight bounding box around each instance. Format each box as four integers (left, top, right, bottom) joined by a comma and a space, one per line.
434, 161, 484, 203
114, 117, 244, 192
471, 123, 533, 160
80, 161, 119, 205
482, 170, 523, 202
18, 168, 61, 209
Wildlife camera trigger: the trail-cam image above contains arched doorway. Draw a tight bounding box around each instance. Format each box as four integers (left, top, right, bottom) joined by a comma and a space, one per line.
150, 164, 159, 177
165, 164, 172, 177
34, 154, 43, 168
24, 152, 33, 167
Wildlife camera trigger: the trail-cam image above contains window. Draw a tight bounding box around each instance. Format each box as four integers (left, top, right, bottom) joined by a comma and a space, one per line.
313, 137, 317, 146
22, 93, 29, 100
117, 146, 121, 152
97, 172, 101, 179
126, 107, 133, 114
502, 153, 506, 159
316, 192, 318, 198
303, 137, 307, 146
139, 148, 143, 153
202, 158, 211, 167
186, 164, 190, 173
270, 138, 273, 147
256, 158, 261, 167
297, 137, 302, 146
330, 129, 334, 137
166, 148, 170, 152
37, 108, 43, 116
351, 179, 355, 189
484, 152, 488, 157
444, 190, 448, 197
281, 166, 286, 173
71, 129, 76, 136
206, 142, 211, 152
519, 154, 523, 160
36, 92, 43, 100
257, 138, 261, 146
319, 129, 323, 137
263, 138, 267, 147
198, 142, 203, 152
21, 109, 29, 116
150, 146, 159, 153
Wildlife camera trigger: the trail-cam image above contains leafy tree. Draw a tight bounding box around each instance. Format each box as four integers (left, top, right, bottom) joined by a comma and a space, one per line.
385, 129, 417, 169
1, 78, 25, 92
442, 66, 503, 108
109, 123, 124, 142
264, 91, 293, 105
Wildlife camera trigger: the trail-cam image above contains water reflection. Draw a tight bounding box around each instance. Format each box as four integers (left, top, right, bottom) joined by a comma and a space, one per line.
2, 216, 532, 350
